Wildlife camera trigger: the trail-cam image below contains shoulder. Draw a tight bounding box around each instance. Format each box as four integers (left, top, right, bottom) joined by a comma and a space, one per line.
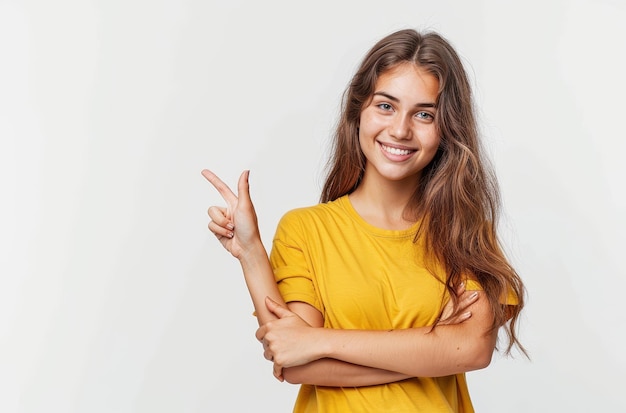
280, 197, 345, 223
275, 197, 347, 235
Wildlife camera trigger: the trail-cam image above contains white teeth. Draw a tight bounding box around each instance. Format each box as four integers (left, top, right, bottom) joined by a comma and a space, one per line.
381, 144, 412, 156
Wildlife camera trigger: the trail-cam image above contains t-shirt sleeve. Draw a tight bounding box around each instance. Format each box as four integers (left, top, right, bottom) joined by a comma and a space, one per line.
269, 210, 323, 314
464, 279, 519, 305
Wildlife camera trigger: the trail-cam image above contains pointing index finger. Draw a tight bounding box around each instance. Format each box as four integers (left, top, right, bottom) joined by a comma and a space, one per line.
201, 169, 238, 205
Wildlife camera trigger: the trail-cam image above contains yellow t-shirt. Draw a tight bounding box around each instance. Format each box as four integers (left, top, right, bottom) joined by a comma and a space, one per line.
270, 196, 480, 413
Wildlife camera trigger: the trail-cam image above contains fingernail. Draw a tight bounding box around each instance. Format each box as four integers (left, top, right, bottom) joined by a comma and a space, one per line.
470, 292, 478, 299
226, 223, 234, 230
228, 232, 234, 238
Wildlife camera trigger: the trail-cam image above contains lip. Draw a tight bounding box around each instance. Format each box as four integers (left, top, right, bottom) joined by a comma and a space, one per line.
378, 141, 417, 161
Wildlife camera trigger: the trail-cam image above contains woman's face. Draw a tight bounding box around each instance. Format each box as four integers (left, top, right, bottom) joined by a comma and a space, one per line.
358, 63, 441, 186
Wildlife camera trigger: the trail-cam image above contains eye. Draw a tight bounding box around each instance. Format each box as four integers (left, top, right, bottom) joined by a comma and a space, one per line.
416, 111, 434, 121
377, 103, 393, 111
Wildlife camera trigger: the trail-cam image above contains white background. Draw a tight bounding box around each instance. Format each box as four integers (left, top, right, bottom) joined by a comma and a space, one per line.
1, 0, 625, 412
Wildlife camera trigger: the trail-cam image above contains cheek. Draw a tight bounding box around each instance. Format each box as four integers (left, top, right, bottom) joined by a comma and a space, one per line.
429, 136, 442, 151
422, 129, 441, 152
420, 133, 442, 164
357, 130, 370, 156
356, 125, 367, 154
357, 112, 372, 151
358, 119, 374, 147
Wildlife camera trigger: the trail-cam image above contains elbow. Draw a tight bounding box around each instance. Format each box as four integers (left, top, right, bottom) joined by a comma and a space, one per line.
465, 338, 495, 371
461, 324, 498, 372
471, 347, 493, 370
282, 367, 304, 385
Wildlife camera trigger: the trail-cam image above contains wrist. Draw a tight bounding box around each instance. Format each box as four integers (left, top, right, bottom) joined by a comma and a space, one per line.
315, 327, 333, 360
237, 238, 268, 265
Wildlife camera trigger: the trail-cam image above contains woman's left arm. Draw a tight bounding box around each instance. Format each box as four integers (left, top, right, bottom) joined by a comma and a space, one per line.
257, 291, 498, 378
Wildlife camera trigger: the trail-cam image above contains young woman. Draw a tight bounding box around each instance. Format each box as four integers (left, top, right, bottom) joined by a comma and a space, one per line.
202, 28, 526, 412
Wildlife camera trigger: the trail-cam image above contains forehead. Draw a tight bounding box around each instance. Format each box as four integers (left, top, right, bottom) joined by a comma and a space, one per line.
375, 63, 439, 101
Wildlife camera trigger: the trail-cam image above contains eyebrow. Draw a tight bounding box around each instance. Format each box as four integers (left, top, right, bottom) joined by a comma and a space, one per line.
373, 91, 437, 108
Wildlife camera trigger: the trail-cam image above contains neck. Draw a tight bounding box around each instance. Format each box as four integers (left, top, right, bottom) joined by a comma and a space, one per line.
349, 172, 420, 230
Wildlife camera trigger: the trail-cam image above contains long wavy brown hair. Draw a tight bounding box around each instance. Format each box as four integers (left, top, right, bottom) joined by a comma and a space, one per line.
321, 29, 526, 356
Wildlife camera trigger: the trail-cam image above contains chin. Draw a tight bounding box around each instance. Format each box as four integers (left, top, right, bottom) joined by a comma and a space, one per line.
379, 170, 420, 183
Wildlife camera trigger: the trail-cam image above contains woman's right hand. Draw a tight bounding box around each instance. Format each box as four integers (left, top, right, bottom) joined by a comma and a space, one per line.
201, 169, 261, 259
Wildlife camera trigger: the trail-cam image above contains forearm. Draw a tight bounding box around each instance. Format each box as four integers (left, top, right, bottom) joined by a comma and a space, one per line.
316, 324, 496, 377
283, 358, 411, 386
238, 240, 285, 326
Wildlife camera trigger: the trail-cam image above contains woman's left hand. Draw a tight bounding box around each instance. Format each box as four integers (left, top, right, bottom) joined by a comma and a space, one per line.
436, 282, 480, 326
255, 297, 320, 381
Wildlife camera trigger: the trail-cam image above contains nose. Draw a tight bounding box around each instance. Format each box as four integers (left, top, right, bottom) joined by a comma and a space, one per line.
389, 114, 411, 140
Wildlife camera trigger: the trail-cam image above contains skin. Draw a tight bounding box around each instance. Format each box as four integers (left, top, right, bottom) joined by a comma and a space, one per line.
203, 170, 481, 385
202, 62, 495, 385
350, 63, 442, 229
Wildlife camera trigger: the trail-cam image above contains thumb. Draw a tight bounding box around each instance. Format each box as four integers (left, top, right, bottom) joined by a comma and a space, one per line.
237, 170, 253, 207
265, 296, 292, 319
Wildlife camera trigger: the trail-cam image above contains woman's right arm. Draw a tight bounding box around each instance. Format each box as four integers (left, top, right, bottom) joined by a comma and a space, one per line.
202, 169, 284, 326
281, 301, 412, 386
202, 169, 416, 385
202, 169, 475, 386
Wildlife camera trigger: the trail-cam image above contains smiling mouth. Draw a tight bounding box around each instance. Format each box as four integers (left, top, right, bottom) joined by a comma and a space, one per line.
380, 143, 415, 156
